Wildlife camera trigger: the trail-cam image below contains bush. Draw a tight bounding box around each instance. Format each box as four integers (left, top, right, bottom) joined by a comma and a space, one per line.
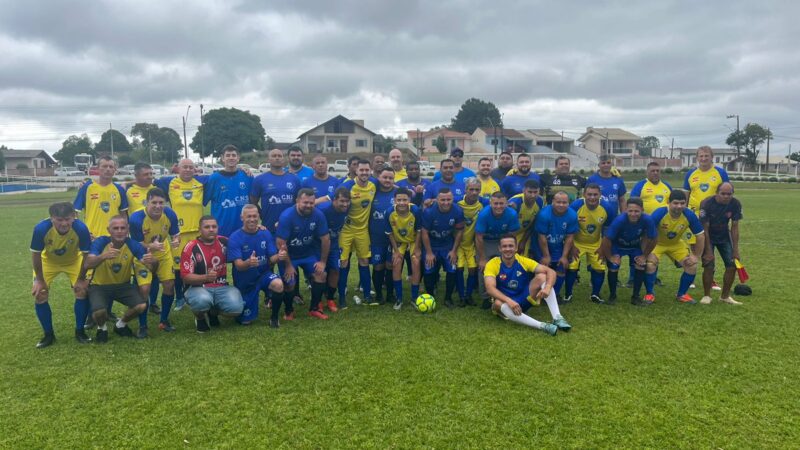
733, 175, 744, 181
663, 167, 674, 174
578, 169, 585, 175
786, 177, 798, 183
16, 163, 28, 170
768, 176, 778, 182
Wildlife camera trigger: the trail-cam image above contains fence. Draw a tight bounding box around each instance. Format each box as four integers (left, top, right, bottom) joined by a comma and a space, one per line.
0, 175, 83, 194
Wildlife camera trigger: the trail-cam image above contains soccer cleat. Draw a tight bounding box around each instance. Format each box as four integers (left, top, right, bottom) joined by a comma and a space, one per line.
558, 295, 573, 305
481, 298, 492, 310
75, 329, 92, 344
114, 325, 135, 338
195, 317, 210, 333
352, 295, 363, 306
720, 296, 742, 305
458, 298, 467, 308
444, 298, 455, 308
308, 310, 329, 320
174, 297, 186, 311
552, 317, 572, 332
36, 332, 56, 349
159, 321, 176, 332
711, 281, 722, 291
148, 303, 161, 315
606, 294, 617, 306
463, 295, 476, 307
700, 296, 713, 305
590, 294, 605, 305
676, 294, 697, 304
541, 323, 558, 336
95, 329, 109, 343
325, 300, 337, 313
630, 295, 646, 307
208, 313, 221, 327
393, 300, 402, 311
368, 298, 380, 306
643, 294, 655, 305
283, 312, 296, 321
136, 326, 149, 339
269, 318, 280, 329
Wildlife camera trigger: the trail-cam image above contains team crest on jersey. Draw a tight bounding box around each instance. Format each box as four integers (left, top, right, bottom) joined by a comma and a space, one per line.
399, 229, 408, 236
240, 182, 246, 189
183, 191, 193, 200
54, 247, 67, 256
361, 200, 369, 208
668, 232, 678, 239
700, 183, 710, 192
286, 182, 294, 189
655, 195, 664, 202
465, 218, 473, 226
111, 263, 122, 273
508, 280, 519, 289
100, 201, 110, 213
449, 218, 455, 225
498, 274, 507, 280
138, 269, 148, 278
261, 241, 267, 249
310, 222, 317, 231
587, 224, 597, 234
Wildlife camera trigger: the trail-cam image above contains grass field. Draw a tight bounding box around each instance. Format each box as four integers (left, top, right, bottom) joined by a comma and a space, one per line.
2, 185, 799, 448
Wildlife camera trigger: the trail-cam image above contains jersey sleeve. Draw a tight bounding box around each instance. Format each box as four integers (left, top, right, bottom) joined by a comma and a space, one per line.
74, 221, 92, 252
423, 182, 437, 201
731, 199, 743, 221
565, 211, 579, 234
506, 209, 520, 233
453, 206, 465, 228
534, 209, 550, 234
643, 215, 658, 239
718, 167, 730, 182
569, 199, 583, 212
421, 208, 433, 231
412, 207, 422, 231
227, 233, 243, 262
202, 174, 217, 206
683, 168, 695, 190
127, 239, 147, 260
30, 221, 50, 252
617, 177, 627, 197
650, 207, 668, 226
116, 184, 129, 211
154, 177, 173, 201
128, 211, 145, 241
519, 255, 539, 273
73, 181, 90, 211
629, 180, 645, 198
473, 210, 487, 234
483, 257, 501, 277
605, 215, 622, 240
684, 209, 704, 234
89, 236, 111, 256
275, 209, 292, 241
663, 180, 673, 190
600, 200, 617, 225
264, 230, 278, 258
164, 208, 181, 235
250, 175, 263, 200
315, 209, 329, 236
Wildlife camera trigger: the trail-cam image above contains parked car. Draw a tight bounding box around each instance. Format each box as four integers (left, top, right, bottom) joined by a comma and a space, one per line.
54, 167, 84, 177
418, 161, 435, 177
116, 164, 135, 176
237, 163, 259, 174
328, 160, 348, 174
258, 163, 271, 172
151, 164, 169, 176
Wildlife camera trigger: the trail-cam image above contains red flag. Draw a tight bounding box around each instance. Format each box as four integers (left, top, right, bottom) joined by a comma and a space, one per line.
735, 259, 749, 283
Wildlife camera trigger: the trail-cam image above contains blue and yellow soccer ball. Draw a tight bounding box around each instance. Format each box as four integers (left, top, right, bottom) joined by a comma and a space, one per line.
415, 294, 436, 313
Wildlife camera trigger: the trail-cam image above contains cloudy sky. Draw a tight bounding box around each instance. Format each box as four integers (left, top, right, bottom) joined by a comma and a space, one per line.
1, 0, 799, 157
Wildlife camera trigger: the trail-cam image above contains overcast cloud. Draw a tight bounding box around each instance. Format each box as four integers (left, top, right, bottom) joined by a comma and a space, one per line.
1, 0, 798, 155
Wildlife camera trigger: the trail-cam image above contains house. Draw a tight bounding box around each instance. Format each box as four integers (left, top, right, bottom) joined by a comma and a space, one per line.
678, 147, 739, 168
406, 128, 473, 154
296, 115, 377, 154
471, 127, 532, 153
1, 149, 57, 175
577, 127, 642, 156
524, 129, 574, 153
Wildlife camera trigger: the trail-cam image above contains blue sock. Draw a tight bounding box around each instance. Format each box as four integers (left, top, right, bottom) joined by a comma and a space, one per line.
565, 271, 578, 297
411, 284, 419, 300
149, 275, 160, 306
553, 275, 565, 297
74, 298, 90, 331
338, 265, 350, 306
160, 294, 174, 323
678, 272, 695, 296
608, 271, 619, 297
590, 270, 605, 296
455, 270, 465, 299
35, 303, 53, 333
138, 309, 148, 328
645, 272, 657, 295
466, 272, 478, 297
358, 265, 372, 299
394, 280, 403, 302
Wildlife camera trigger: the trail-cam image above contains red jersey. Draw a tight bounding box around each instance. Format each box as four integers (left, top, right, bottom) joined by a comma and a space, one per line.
180, 236, 229, 288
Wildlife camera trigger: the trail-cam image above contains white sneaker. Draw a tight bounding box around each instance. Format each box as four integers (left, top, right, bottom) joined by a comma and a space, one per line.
689, 283, 696, 289
353, 295, 363, 306
720, 296, 742, 305
393, 301, 402, 311
700, 296, 713, 305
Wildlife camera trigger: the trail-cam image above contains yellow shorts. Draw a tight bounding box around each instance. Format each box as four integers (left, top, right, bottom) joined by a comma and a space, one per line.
653, 244, 690, 263
457, 245, 477, 269
568, 243, 606, 271
173, 231, 199, 269
397, 241, 416, 256
37, 257, 83, 286
135, 251, 175, 285
339, 227, 371, 260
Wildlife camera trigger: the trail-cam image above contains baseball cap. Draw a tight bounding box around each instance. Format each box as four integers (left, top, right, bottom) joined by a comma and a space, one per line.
450, 148, 464, 157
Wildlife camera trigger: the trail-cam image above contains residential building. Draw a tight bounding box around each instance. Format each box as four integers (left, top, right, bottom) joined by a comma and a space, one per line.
471, 127, 532, 153
577, 127, 642, 156
524, 129, 574, 153
679, 147, 739, 168
296, 115, 377, 154
1, 149, 57, 175
406, 128, 473, 154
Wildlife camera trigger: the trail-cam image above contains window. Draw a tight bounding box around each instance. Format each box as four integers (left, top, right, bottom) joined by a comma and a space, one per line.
356, 139, 367, 148
328, 140, 336, 148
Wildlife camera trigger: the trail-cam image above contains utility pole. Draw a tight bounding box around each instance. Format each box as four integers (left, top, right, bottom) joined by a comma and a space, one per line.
766, 127, 771, 170
148, 129, 153, 164
109, 123, 114, 158
670, 137, 675, 159
199, 104, 206, 163
727, 114, 740, 158
182, 105, 191, 158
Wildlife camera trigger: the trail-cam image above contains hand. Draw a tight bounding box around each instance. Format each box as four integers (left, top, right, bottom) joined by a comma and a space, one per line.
425, 253, 435, 270
478, 258, 487, 272
277, 248, 288, 261
313, 261, 326, 276
283, 265, 296, 284
73, 279, 89, 297
448, 250, 458, 267
683, 254, 698, 268
392, 251, 404, 267
415, 185, 424, 194
141, 249, 155, 265
558, 256, 569, 270
170, 236, 181, 249
102, 246, 120, 261
570, 246, 580, 259
205, 270, 218, 283
539, 255, 551, 267
733, 250, 740, 261
609, 255, 621, 266
149, 240, 165, 253
536, 283, 552, 300
248, 251, 259, 268
258, 224, 267, 231
506, 299, 522, 316
32, 279, 48, 301
634, 255, 646, 269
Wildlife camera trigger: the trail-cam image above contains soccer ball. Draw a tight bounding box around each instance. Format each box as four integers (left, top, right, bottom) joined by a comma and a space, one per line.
415, 294, 436, 313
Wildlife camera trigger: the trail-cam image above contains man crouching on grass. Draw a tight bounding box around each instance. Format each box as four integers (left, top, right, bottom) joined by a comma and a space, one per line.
483, 236, 571, 336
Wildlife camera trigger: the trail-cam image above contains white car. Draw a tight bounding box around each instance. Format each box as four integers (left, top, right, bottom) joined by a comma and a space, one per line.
151, 164, 169, 176
238, 163, 260, 174
54, 167, 85, 177
258, 163, 271, 172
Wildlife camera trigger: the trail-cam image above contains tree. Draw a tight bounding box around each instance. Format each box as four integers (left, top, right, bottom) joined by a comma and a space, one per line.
789, 152, 800, 163
53, 134, 93, 165
450, 98, 503, 134
726, 123, 772, 167
0, 145, 6, 170
434, 135, 447, 154
95, 129, 133, 155
190, 107, 265, 158
636, 136, 660, 157
130, 123, 160, 149
265, 135, 276, 151
129, 123, 182, 163
373, 134, 397, 154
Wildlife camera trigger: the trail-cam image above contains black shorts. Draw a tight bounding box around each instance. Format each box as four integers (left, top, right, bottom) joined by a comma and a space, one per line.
89, 283, 145, 312
703, 240, 736, 269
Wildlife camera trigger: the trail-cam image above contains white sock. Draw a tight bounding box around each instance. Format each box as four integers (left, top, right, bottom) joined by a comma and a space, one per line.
115, 318, 127, 329
500, 303, 544, 330
98, 323, 108, 331
542, 284, 563, 320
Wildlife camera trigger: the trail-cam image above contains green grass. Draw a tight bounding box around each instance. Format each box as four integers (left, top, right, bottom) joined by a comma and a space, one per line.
1, 187, 799, 448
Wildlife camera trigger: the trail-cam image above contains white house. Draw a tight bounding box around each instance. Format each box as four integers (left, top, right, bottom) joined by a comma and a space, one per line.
577, 127, 642, 156
296, 115, 377, 154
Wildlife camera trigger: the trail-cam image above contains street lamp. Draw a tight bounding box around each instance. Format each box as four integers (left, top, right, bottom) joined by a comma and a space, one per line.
726, 114, 740, 158
485, 117, 497, 154
182, 105, 192, 158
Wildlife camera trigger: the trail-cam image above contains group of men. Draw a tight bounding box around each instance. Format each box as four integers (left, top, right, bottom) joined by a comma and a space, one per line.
30, 144, 744, 346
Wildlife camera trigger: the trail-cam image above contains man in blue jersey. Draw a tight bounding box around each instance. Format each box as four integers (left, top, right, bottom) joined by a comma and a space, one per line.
500, 153, 540, 198
250, 148, 301, 233
433, 148, 476, 183
318, 187, 350, 311
204, 145, 253, 238
587, 154, 627, 213
534, 191, 579, 303
421, 188, 465, 308
490, 151, 514, 182
600, 197, 658, 306
30, 202, 93, 347
228, 204, 289, 328
275, 189, 331, 319
475, 191, 520, 272
424, 159, 465, 207
286, 146, 314, 182
396, 161, 429, 207
302, 155, 340, 205
369, 167, 397, 305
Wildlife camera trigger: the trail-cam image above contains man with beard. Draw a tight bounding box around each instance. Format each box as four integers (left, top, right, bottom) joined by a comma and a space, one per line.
567, 184, 616, 304
540, 156, 585, 204
396, 161, 430, 207
318, 188, 351, 311
476, 157, 501, 199
368, 167, 397, 305
421, 188, 465, 308
286, 146, 314, 182
587, 154, 627, 213
424, 159, 465, 206
490, 151, 514, 182
302, 155, 341, 205
433, 148, 475, 183
699, 183, 743, 305
500, 153, 540, 198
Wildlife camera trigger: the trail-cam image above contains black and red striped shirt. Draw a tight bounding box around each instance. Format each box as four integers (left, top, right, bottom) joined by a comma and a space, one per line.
180, 236, 229, 287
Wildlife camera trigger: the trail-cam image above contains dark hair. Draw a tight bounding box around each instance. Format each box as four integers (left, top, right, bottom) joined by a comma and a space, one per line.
552, 190, 570, 201
297, 188, 315, 198
395, 188, 412, 198
647, 161, 661, 168
378, 167, 395, 175
98, 155, 115, 164
199, 215, 217, 227
584, 182, 601, 193
599, 154, 613, 162
668, 190, 687, 202
499, 235, 517, 244
627, 197, 644, 209
405, 161, 419, 170
490, 191, 507, 200
499, 151, 513, 158
134, 162, 152, 174
288, 146, 303, 154
333, 187, 351, 200
146, 188, 167, 202
348, 156, 361, 165
357, 159, 371, 166
440, 159, 454, 167
516, 153, 531, 161
437, 187, 452, 196
524, 179, 540, 190
479, 157, 492, 165
222, 144, 240, 155
49, 202, 75, 218
554, 155, 570, 166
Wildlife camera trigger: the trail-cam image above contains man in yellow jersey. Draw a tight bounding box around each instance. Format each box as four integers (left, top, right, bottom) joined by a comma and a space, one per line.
507, 179, 543, 256
455, 178, 488, 306
388, 148, 407, 182
630, 162, 673, 215
125, 162, 156, 214
30, 202, 93, 347
684, 146, 731, 213
567, 183, 616, 304
81, 216, 155, 343
476, 157, 501, 199
386, 188, 422, 309
73, 155, 129, 239
648, 190, 705, 304
338, 159, 377, 304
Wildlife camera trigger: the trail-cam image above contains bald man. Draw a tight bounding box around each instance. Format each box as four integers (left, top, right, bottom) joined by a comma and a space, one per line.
389, 148, 407, 181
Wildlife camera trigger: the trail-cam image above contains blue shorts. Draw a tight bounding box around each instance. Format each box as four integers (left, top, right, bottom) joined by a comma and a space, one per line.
369, 242, 392, 265
703, 239, 735, 269
422, 247, 457, 275
609, 246, 643, 270
498, 285, 534, 312
237, 272, 281, 323
279, 256, 319, 287
327, 247, 341, 272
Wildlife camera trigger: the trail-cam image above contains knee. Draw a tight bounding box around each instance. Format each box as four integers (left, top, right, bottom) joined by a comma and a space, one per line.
133, 303, 147, 314
73, 285, 87, 299
93, 309, 108, 322
269, 279, 284, 293
187, 289, 212, 312
162, 280, 175, 294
